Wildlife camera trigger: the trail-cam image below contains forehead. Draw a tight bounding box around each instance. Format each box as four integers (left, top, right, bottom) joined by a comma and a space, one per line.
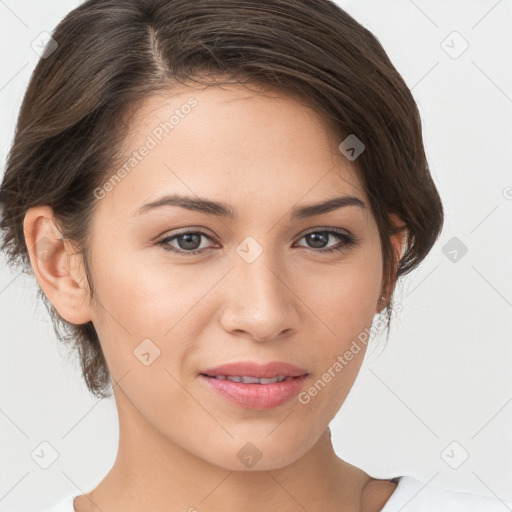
102, 82, 366, 216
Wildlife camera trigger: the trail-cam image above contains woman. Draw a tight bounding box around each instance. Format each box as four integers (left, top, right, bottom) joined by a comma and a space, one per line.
1, 0, 509, 510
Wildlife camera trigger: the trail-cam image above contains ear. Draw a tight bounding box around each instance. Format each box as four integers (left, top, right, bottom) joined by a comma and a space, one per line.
23, 205, 93, 325
376, 213, 407, 313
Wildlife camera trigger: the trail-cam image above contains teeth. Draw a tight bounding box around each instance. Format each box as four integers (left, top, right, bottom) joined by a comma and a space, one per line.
240, 376, 260, 384
258, 376, 285, 384
211, 375, 288, 384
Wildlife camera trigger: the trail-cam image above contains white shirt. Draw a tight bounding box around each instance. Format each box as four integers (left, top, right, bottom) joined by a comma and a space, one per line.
46, 475, 512, 511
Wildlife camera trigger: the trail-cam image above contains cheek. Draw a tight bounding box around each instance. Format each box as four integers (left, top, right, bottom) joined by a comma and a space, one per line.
305, 255, 382, 338
299, 248, 381, 394
88, 249, 216, 384
90, 245, 202, 332
295, 269, 377, 422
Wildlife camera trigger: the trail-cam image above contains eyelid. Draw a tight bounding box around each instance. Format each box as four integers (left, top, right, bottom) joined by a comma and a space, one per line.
299, 226, 352, 238
155, 226, 217, 244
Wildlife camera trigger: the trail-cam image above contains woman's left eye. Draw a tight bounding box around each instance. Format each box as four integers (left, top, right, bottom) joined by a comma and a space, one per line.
295, 230, 357, 253
157, 230, 216, 255
156, 229, 357, 256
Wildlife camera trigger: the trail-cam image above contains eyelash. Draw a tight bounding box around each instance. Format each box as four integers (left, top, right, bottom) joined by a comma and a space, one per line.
156, 229, 357, 256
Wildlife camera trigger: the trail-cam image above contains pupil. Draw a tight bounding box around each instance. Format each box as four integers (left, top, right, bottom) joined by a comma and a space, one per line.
307, 232, 327, 248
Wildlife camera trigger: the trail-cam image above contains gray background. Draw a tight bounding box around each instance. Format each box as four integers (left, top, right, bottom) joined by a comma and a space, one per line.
0, 0, 511, 510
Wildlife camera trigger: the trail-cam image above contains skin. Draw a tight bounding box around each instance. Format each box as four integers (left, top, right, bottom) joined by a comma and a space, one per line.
24, 82, 405, 512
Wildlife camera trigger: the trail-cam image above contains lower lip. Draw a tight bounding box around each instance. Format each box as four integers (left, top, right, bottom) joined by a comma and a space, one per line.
200, 374, 308, 409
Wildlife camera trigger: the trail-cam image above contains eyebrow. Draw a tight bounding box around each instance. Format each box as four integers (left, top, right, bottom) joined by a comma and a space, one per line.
132, 193, 366, 219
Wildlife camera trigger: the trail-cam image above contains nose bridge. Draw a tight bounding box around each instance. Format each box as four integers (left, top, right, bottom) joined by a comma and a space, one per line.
221, 236, 298, 340
237, 239, 286, 313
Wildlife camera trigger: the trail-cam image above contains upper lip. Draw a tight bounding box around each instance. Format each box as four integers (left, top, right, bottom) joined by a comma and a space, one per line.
201, 361, 308, 378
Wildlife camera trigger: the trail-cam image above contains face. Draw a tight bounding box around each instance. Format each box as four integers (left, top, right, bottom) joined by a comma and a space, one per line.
38, 83, 397, 471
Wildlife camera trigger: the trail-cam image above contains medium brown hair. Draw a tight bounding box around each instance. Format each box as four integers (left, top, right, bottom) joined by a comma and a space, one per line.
0, 0, 443, 398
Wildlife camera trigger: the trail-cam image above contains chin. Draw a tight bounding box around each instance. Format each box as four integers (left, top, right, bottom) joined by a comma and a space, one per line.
201, 434, 316, 472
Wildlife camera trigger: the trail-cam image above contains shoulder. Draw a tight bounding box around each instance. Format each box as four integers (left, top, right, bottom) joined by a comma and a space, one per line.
379, 475, 512, 511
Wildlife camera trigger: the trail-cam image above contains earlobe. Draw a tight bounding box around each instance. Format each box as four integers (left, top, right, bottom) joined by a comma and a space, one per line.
23, 205, 93, 325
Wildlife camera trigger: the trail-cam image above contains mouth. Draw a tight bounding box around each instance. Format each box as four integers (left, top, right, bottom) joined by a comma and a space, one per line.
200, 360, 308, 379
201, 374, 298, 384
199, 361, 309, 409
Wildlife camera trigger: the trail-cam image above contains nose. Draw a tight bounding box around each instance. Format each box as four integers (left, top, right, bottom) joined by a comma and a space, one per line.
218, 252, 300, 342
